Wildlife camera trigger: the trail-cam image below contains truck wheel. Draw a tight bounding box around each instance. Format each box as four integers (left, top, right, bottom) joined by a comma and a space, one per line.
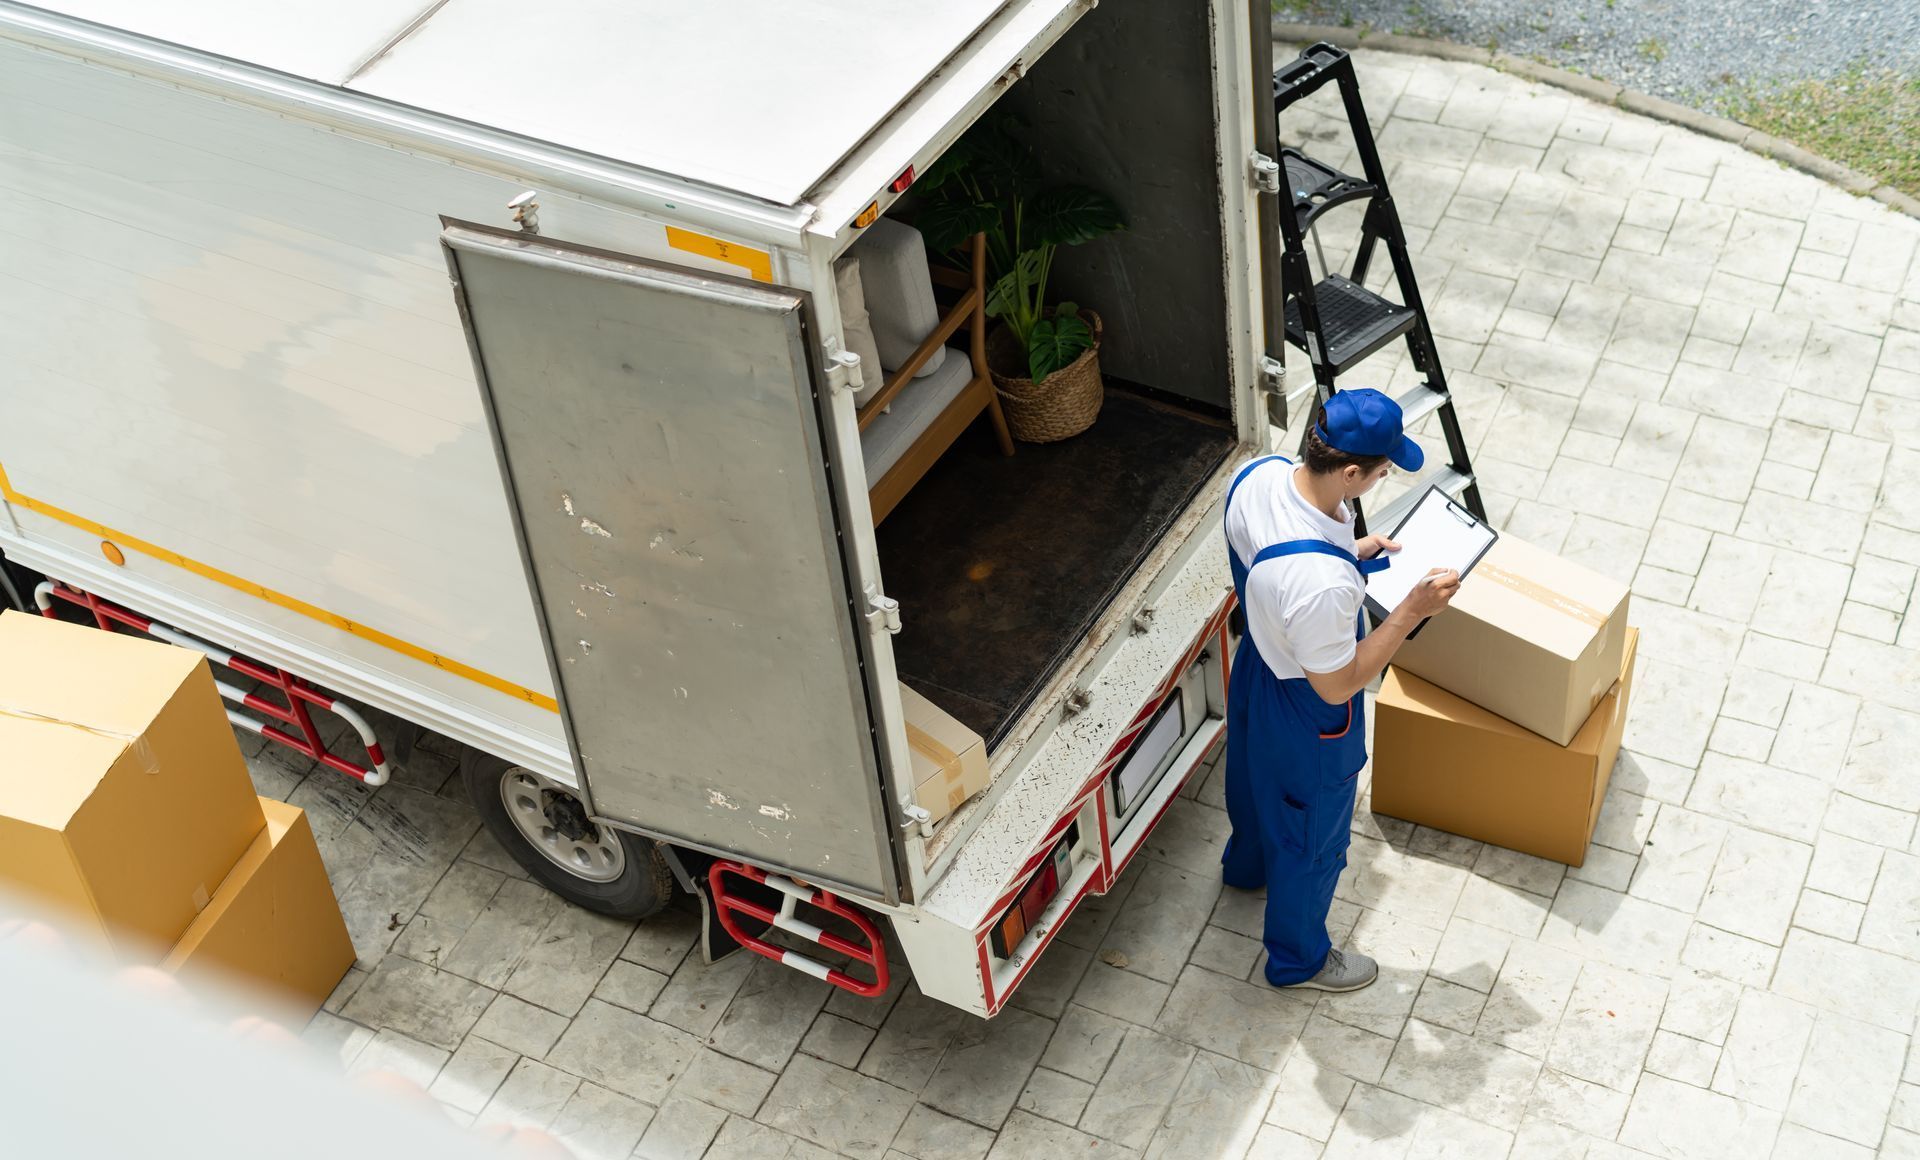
0, 549, 41, 614
461, 750, 674, 919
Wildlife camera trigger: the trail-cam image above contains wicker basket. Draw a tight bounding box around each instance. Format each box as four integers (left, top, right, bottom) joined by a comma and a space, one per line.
988, 310, 1104, 443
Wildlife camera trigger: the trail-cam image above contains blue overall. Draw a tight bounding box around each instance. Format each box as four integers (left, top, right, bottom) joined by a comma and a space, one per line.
1220, 455, 1388, 986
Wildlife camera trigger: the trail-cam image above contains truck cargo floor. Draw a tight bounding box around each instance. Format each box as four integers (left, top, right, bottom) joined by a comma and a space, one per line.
875, 383, 1236, 749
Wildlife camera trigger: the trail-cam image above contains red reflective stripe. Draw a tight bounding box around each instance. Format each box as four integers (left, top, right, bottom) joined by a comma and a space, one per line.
982, 595, 1234, 933
1082, 600, 1229, 789
977, 937, 999, 1013
1096, 791, 1112, 874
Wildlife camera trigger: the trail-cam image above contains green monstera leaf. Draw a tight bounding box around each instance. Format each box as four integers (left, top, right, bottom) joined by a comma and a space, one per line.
913, 136, 979, 195
985, 250, 1046, 322
917, 198, 1001, 257
906, 112, 1123, 378
1026, 186, 1126, 247
1025, 304, 1094, 381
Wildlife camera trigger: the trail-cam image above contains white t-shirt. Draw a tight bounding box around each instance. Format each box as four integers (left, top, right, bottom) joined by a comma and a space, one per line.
1225, 457, 1365, 680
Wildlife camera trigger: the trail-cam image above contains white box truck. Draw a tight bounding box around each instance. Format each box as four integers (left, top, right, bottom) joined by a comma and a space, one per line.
0, 0, 1309, 1015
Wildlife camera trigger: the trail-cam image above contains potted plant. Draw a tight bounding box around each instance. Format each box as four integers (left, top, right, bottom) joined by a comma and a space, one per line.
916, 115, 1125, 442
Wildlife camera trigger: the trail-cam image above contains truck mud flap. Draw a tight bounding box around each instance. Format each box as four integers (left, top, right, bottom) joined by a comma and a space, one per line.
662, 846, 773, 964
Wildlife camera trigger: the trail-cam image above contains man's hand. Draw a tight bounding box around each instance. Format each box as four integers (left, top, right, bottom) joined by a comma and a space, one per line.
1356, 534, 1400, 561
1401, 568, 1461, 619
1303, 567, 1463, 706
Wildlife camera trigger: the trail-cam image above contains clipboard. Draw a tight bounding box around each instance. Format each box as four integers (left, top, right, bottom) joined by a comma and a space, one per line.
1364, 485, 1498, 637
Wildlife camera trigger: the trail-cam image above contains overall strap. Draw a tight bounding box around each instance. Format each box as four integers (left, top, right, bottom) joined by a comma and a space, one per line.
1249, 538, 1392, 577
1224, 453, 1292, 523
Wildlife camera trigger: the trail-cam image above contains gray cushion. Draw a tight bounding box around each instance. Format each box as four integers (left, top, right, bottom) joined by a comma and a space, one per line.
860, 355, 973, 481
850, 218, 946, 379
833, 254, 886, 409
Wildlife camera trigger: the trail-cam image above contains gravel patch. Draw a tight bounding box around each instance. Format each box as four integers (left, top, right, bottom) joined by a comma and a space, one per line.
1275, 0, 1920, 102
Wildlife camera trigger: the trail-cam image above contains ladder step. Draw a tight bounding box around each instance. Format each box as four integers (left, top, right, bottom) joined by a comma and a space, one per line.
1285, 275, 1418, 376
1368, 467, 1476, 533
1282, 148, 1377, 233
1393, 382, 1449, 428
1277, 41, 1485, 529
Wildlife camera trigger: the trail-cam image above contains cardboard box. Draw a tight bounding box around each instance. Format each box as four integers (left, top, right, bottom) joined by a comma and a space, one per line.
0, 611, 266, 960
900, 684, 990, 823
1390, 533, 1629, 746
164, 797, 355, 1021
1370, 629, 1639, 867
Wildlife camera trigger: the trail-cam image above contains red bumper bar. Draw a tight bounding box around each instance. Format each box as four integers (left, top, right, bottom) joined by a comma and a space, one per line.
707, 861, 889, 998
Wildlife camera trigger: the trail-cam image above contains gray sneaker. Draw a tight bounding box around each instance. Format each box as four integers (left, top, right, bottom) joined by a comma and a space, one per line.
1283, 947, 1378, 992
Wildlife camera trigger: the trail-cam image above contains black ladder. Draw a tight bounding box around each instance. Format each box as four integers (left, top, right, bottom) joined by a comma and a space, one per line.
1272, 42, 1485, 534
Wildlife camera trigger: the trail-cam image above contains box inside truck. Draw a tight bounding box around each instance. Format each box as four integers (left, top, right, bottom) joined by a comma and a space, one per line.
849, 0, 1241, 747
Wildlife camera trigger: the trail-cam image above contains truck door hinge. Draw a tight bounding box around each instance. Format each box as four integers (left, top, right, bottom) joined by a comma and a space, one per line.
1261, 356, 1289, 428
1261, 356, 1286, 393
1130, 605, 1156, 635
823, 345, 865, 396
899, 803, 933, 836
1250, 152, 1282, 196
866, 592, 901, 634
1063, 687, 1092, 717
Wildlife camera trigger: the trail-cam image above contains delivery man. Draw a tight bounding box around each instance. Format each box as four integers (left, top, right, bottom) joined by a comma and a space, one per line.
1222, 388, 1460, 991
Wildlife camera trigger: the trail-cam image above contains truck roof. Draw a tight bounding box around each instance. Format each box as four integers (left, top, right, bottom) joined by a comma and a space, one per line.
24, 0, 1015, 207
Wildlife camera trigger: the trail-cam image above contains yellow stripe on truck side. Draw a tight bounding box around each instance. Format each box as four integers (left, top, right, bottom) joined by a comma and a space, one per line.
0, 461, 561, 713
665, 227, 774, 282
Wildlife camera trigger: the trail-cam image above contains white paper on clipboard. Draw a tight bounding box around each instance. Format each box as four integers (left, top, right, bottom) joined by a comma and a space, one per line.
1365, 486, 1498, 617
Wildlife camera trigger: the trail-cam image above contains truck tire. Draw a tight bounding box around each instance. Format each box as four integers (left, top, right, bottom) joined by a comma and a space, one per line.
461, 749, 674, 919
0, 549, 41, 614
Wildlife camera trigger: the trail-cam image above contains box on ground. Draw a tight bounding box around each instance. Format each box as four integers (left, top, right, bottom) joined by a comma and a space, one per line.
164, 796, 354, 1022
1389, 532, 1630, 746
1371, 628, 1639, 868
0, 611, 266, 960
900, 684, 989, 823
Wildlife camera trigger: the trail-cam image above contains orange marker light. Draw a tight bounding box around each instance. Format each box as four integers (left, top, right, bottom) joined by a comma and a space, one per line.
100, 540, 125, 565
854, 202, 881, 229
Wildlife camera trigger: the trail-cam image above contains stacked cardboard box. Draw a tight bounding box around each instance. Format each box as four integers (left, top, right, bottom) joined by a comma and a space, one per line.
165, 797, 357, 1013
0, 611, 353, 1019
901, 683, 990, 824
1370, 535, 1636, 867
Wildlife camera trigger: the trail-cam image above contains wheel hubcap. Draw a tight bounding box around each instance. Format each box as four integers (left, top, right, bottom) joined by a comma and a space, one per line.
500, 767, 627, 882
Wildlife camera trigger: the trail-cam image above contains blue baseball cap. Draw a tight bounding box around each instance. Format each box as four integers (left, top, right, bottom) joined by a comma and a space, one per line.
1315, 388, 1424, 472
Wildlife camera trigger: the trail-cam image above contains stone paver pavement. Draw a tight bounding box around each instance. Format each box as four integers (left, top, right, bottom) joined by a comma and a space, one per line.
268, 47, 1920, 1160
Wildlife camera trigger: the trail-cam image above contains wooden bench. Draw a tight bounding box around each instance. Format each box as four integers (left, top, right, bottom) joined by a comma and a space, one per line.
856, 232, 1014, 524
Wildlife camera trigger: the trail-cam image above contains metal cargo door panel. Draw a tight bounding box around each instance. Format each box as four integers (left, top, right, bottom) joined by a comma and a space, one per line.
442, 221, 897, 902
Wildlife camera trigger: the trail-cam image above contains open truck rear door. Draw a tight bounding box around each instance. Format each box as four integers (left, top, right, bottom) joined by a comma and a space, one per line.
441, 221, 902, 905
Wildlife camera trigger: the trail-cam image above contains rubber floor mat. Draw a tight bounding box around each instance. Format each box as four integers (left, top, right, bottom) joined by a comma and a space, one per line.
875, 384, 1235, 747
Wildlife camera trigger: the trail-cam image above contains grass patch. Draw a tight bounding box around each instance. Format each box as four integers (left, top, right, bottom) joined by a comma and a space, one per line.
1717, 61, 1920, 198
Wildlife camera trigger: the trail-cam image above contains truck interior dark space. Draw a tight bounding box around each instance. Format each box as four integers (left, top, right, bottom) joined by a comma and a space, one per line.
874, 0, 1240, 747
